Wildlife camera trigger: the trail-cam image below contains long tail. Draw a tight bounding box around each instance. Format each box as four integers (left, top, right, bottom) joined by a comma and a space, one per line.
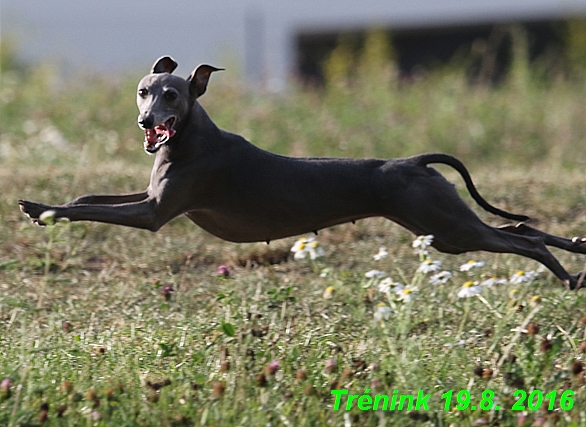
414, 153, 529, 222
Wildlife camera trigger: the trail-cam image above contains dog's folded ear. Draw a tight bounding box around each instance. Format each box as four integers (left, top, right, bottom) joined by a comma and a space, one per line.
188, 65, 224, 98
151, 56, 178, 74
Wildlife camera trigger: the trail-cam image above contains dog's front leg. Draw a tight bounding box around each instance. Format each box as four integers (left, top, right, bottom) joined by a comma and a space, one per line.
19, 198, 168, 231
63, 191, 149, 206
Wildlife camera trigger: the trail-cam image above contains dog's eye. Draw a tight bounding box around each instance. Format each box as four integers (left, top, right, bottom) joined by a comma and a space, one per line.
164, 90, 178, 101
138, 88, 148, 98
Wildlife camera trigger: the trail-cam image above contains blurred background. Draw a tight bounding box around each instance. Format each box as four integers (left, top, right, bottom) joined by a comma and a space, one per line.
4, 0, 586, 88
4, 0, 586, 168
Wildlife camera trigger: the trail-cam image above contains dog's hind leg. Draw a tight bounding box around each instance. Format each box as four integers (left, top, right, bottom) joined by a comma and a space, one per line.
498, 223, 586, 254
396, 214, 578, 288
458, 225, 577, 288
382, 181, 579, 288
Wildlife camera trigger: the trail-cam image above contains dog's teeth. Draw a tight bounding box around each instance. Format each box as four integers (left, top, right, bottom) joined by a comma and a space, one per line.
573, 237, 580, 243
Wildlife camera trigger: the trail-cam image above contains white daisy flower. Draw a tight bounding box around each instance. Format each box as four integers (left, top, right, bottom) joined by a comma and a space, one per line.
378, 277, 404, 293
417, 259, 442, 274
429, 271, 452, 285
323, 286, 335, 299
293, 250, 307, 260
509, 289, 520, 300
412, 235, 434, 250
365, 270, 387, 279
373, 303, 393, 321
307, 240, 325, 260
509, 270, 536, 284
291, 237, 312, 259
291, 237, 313, 252
290, 237, 324, 260
377, 280, 391, 293
396, 286, 418, 302
480, 277, 507, 287
457, 281, 483, 298
459, 260, 485, 272
373, 246, 388, 261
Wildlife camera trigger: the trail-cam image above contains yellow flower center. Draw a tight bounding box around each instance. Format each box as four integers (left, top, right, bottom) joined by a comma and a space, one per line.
463, 281, 475, 288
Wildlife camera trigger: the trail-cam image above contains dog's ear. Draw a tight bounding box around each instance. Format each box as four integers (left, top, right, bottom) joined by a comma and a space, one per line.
188, 65, 224, 98
151, 56, 178, 74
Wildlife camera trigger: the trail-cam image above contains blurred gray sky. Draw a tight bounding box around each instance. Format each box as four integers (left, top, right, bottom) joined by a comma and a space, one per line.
3, 0, 586, 88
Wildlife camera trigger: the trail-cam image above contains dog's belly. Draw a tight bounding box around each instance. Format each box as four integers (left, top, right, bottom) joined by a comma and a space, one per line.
181, 155, 389, 242
184, 210, 372, 243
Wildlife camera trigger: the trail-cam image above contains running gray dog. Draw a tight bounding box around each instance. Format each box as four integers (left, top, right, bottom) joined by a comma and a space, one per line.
19, 56, 586, 289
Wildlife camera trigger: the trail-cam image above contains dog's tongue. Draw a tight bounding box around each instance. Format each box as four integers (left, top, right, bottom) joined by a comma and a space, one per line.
155, 123, 176, 139
144, 124, 176, 145
145, 129, 158, 145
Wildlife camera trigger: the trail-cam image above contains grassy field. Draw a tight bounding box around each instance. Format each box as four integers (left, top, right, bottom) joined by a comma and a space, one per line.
2, 40, 586, 426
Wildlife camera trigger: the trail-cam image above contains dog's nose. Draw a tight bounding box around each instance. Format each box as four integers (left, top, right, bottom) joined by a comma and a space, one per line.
138, 115, 155, 130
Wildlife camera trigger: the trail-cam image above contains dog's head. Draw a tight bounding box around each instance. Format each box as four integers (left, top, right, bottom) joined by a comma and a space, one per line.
137, 56, 223, 154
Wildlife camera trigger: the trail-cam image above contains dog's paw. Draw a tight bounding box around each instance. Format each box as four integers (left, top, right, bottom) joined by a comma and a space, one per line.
18, 200, 53, 226
568, 271, 586, 290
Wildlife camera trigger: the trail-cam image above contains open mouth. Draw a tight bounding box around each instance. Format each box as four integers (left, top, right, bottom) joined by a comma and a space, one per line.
143, 117, 176, 153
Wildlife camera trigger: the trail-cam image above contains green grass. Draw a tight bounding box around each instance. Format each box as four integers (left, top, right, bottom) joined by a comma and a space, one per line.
1, 44, 586, 426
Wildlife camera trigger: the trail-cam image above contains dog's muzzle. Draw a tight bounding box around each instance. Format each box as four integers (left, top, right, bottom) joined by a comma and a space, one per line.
139, 116, 177, 154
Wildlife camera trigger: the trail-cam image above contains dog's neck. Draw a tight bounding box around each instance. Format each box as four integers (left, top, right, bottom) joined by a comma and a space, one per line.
157, 101, 222, 162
